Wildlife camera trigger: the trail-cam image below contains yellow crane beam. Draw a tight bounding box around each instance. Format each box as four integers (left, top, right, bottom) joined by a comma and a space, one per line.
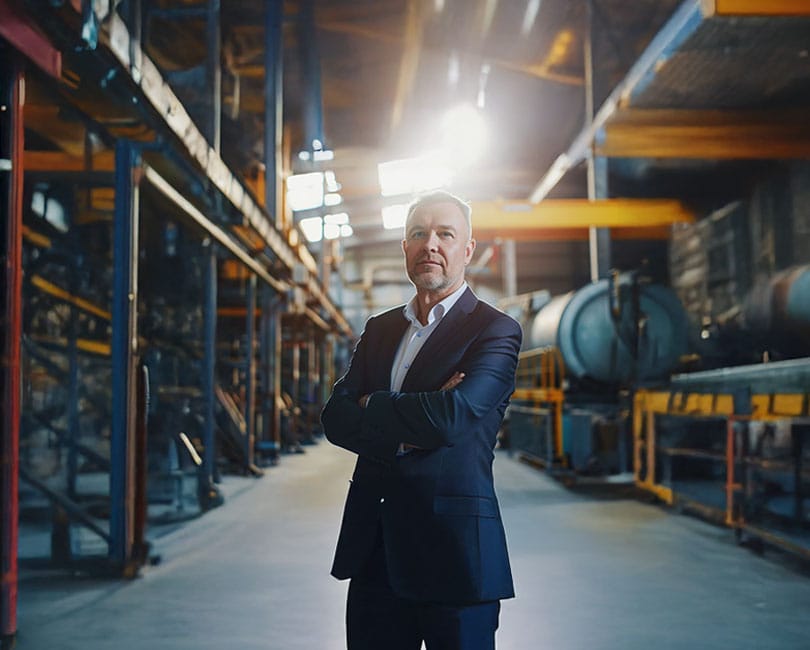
598, 109, 810, 159
703, 0, 810, 16
469, 199, 694, 236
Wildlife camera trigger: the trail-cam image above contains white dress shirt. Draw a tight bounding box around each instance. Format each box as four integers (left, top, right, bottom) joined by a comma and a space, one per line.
390, 282, 468, 391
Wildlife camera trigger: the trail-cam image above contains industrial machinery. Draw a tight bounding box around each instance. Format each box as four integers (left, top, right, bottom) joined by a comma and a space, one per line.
509, 271, 690, 478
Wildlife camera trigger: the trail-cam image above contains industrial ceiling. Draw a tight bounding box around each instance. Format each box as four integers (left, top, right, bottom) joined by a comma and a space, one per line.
10, 0, 810, 314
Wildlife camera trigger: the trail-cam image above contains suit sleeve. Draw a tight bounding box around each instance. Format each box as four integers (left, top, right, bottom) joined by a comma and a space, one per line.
362, 314, 521, 450
320, 317, 402, 464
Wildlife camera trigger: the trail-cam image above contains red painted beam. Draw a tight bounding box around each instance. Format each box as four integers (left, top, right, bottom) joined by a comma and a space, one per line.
0, 0, 61, 79
0, 57, 24, 643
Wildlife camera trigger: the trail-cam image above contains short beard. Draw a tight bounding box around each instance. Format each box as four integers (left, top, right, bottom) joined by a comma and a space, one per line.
409, 270, 452, 292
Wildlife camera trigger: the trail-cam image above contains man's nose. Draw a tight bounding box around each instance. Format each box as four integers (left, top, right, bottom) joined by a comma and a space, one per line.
423, 231, 439, 251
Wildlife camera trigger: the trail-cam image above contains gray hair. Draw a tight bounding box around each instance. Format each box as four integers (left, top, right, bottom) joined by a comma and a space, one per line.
405, 190, 473, 239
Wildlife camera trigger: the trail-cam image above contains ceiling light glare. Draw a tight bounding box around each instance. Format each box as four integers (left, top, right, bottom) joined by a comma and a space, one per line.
324, 171, 341, 192
521, 0, 542, 36
299, 216, 323, 243
324, 212, 349, 225
440, 104, 487, 166
324, 222, 341, 240
378, 154, 452, 197
286, 172, 324, 211
313, 149, 334, 162
382, 203, 409, 230
324, 193, 343, 207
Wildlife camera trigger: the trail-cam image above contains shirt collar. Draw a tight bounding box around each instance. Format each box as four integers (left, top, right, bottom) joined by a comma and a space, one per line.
403, 282, 468, 327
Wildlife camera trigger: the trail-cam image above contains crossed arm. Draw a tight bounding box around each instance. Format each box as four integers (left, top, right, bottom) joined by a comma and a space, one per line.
321, 316, 521, 463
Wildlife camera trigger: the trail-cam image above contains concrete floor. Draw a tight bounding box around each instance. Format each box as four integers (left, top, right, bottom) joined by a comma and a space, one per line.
16, 442, 810, 650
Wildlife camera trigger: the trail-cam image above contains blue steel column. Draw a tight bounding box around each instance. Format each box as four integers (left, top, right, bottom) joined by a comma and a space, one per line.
264, 0, 283, 229
244, 274, 256, 469
298, 0, 324, 151
202, 245, 218, 485
110, 140, 140, 568
263, 0, 284, 448
206, 0, 221, 153
585, 0, 611, 281
1, 54, 24, 645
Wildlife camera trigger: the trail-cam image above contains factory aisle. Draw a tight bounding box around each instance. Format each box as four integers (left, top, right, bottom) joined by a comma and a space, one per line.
16, 441, 810, 650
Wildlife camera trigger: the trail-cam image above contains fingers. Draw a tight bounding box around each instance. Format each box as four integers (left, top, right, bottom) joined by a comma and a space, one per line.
440, 371, 465, 391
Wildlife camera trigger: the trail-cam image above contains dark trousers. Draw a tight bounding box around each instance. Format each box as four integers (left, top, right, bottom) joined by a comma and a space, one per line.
346, 535, 500, 650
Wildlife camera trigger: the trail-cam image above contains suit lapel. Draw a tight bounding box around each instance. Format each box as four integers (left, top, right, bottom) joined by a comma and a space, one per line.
401, 287, 478, 392
375, 309, 409, 389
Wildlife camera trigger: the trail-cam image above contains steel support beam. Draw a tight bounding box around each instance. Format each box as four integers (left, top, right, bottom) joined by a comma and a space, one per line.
264, 0, 283, 229
528, 0, 704, 203
205, 0, 221, 153
0, 53, 23, 646
598, 109, 810, 159
244, 274, 257, 469
468, 199, 694, 230
703, 0, 810, 16
584, 1, 611, 282
110, 139, 140, 570
202, 245, 218, 486
298, 0, 324, 150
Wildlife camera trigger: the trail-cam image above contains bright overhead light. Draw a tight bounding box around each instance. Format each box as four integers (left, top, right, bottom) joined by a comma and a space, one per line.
324, 222, 341, 240
378, 154, 452, 197
440, 104, 487, 166
286, 172, 324, 211
382, 203, 409, 230
521, 0, 542, 36
324, 170, 341, 192
299, 216, 323, 242
324, 192, 342, 207
300, 212, 353, 243
313, 149, 334, 162
325, 212, 349, 225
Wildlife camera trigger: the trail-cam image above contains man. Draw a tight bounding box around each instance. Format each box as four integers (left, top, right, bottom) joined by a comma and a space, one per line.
321, 190, 522, 650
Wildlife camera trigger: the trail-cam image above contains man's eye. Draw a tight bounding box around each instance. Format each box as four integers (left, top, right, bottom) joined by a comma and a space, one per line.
410, 231, 425, 239
440, 231, 454, 238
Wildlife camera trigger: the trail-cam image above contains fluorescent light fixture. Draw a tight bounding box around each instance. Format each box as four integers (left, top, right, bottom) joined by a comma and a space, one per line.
378, 154, 452, 197
324, 222, 341, 240
298, 150, 311, 161
382, 203, 409, 230
313, 149, 334, 162
324, 212, 349, 225
286, 172, 324, 211
340, 224, 353, 238
324, 192, 343, 207
324, 170, 341, 192
521, 0, 541, 36
299, 216, 323, 242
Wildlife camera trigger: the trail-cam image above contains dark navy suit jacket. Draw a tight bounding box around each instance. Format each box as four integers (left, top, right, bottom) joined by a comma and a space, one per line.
321, 287, 521, 605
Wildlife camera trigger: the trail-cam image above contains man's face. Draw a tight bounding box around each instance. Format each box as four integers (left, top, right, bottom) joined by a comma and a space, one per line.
402, 201, 476, 295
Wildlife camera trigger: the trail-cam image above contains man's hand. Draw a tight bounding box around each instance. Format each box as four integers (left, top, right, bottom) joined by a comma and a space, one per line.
440, 371, 465, 391
402, 372, 465, 451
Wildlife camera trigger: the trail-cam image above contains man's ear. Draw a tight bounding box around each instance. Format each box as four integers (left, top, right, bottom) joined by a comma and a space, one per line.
465, 238, 476, 265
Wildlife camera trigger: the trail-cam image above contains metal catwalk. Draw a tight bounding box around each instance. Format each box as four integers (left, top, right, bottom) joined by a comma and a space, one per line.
16, 442, 810, 650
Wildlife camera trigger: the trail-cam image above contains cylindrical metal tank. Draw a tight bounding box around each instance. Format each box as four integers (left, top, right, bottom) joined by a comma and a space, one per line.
529, 274, 689, 384
744, 265, 810, 354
